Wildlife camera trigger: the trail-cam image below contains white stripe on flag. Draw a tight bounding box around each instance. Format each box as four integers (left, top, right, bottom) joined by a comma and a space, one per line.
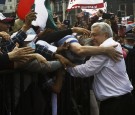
32, 0, 48, 30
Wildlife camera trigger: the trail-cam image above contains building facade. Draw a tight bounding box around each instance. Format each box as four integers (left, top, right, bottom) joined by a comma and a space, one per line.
105, 0, 135, 17
0, 0, 6, 12
0, 0, 17, 13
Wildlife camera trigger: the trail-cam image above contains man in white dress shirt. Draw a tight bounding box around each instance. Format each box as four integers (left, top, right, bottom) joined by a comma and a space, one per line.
67, 22, 134, 115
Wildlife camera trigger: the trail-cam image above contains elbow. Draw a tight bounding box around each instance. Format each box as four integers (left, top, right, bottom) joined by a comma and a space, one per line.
75, 48, 84, 56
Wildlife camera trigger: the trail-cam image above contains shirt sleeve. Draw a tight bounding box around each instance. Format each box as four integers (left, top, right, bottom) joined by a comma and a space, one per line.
67, 55, 108, 77
35, 44, 55, 60
1, 30, 27, 53
36, 29, 72, 43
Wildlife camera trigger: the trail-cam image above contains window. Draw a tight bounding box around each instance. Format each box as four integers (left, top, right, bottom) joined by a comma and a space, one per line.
10, 6, 12, 9
119, 4, 126, 16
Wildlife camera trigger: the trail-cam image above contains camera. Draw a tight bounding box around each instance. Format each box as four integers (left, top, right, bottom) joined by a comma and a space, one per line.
63, 20, 70, 27
102, 13, 115, 20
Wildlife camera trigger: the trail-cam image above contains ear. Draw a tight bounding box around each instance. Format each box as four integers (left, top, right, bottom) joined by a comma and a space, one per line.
105, 33, 109, 38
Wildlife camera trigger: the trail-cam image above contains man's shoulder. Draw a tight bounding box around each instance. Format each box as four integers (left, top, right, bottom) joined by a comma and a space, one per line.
101, 38, 119, 47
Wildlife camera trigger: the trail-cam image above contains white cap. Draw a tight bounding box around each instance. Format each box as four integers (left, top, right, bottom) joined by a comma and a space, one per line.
0, 12, 6, 20
24, 34, 37, 42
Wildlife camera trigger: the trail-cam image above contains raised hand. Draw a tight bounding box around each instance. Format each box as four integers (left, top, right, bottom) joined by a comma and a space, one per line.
8, 43, 35, 61
21, 10, 37, 31
25, 10, 37, 27
71, 27, 91, 36
56, 42, 70, 53
104, 45, 123, 62
0, 31, 10, 41
54, 54, 75, 69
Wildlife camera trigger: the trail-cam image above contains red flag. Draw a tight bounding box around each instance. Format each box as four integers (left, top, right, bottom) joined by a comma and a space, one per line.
17, 0, 35, 20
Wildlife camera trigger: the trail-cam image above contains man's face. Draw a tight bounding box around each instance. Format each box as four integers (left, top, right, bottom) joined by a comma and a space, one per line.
0, 22, 10, 32
91, 27, 106, 46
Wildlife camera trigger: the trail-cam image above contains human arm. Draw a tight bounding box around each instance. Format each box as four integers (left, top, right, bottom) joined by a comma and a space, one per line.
67, 55, 107, 77
20, 10, 37, 32
0, 11, 37, 53
53, 53, 75, 68
36, 27, 91, 43
51, 68, 65, 93
24, 53, 48, 64
8, 45, 35, 61
69, 43, 122, 62
0, 45, 34, 69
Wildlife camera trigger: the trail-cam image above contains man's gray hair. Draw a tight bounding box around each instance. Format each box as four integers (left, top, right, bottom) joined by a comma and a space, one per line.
91, 22, 113, 38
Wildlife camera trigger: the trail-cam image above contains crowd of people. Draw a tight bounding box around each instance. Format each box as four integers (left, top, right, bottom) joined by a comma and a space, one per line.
0, 5, 135, 115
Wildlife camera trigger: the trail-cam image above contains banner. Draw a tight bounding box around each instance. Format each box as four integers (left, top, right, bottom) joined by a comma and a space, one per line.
82, 2, 107, 17
67, 0, 104, 11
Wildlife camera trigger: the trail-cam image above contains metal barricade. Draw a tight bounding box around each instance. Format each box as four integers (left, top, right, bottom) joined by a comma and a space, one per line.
0, 70, 92, 115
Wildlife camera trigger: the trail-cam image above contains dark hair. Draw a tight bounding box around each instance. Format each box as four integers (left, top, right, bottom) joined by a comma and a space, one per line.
99, 9, 103, 14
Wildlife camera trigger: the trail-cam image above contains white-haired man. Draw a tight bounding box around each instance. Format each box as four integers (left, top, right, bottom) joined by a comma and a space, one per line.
67, 22, 134, 115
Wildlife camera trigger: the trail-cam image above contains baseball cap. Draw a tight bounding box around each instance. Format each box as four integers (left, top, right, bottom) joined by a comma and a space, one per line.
0, 12, 15, 24
24, 34, 37, 42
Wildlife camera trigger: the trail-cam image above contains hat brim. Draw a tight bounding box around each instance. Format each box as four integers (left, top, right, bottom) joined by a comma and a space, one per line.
1, 17, 15, 24
24, 34, 36, 42
0, 13, 6, 20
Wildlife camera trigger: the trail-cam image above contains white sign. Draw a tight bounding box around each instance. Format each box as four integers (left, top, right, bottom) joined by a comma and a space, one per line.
82, 2, 107, 17
67, 0, 104, 11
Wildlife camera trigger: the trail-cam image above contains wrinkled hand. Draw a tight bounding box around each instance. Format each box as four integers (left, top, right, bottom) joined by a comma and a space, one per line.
105, 45, 123, 62
26, 53, 51, 69
8, 44, 35, 61
71, 27, 91, 36
55, 54, 75, 69
0, 31, 10, 41
24, 10, 37, 28
14, 56, 32, 69
32, 53, 48, 63
56, 42, 70, 53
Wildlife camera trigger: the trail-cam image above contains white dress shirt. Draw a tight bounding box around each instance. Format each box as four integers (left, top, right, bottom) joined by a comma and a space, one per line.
67, 37, 133, 101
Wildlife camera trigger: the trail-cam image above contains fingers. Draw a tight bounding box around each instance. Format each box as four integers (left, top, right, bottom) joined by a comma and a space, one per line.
18, 47, 35, 55
0, 31, 10, 40
3, 35, 10, 40
110, 50, 123, 62
25, 11, 37, 24
73, 27, 91, 36
82, 28, 91, 35
15, 42, 19, 48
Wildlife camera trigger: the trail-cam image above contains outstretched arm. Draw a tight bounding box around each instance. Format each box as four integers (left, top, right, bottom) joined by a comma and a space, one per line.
69, 43, 122, 62
36, 27, 91, 43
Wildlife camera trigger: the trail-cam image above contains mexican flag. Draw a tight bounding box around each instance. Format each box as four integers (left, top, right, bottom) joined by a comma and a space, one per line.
17, 0, 57, 30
